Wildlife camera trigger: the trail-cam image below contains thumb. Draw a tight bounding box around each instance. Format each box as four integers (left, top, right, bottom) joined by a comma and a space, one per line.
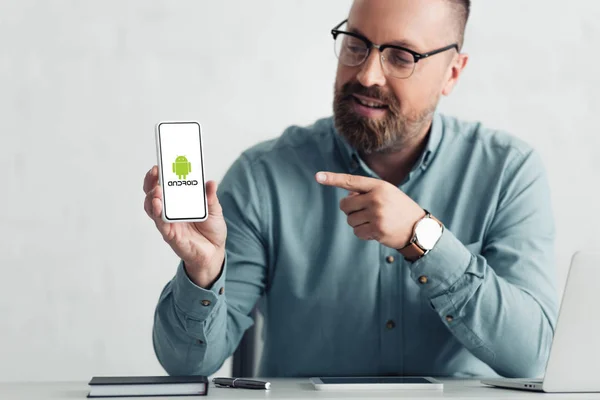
205, 180, 223, 215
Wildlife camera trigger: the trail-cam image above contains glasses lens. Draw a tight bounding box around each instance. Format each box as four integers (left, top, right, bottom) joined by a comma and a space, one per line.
334, 33, 368, 67
382, 48, 416, 78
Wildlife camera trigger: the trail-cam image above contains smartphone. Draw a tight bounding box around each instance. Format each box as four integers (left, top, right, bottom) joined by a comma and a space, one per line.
309, 376, 443, 391
155, 121, 208, 223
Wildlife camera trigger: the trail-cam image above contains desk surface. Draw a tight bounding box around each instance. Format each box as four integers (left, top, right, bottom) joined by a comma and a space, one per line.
2, 378, 600, 400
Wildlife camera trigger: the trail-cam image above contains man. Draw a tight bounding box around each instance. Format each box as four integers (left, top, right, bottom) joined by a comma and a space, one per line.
144, 0, 558, 378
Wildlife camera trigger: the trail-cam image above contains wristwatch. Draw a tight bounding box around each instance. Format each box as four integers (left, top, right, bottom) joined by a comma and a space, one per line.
398, 210, 443, 262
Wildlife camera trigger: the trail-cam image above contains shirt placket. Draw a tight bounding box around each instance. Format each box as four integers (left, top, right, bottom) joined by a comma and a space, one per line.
379, 242, 402, 374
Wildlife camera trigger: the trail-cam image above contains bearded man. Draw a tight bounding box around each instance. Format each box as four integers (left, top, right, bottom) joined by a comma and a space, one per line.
146, 0, 557, 379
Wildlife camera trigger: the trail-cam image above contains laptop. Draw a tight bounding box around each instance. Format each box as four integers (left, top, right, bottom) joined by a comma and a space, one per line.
481, 251, 600, 393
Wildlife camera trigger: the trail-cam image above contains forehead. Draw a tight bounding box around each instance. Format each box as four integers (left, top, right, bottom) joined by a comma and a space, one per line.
347, 0, 454, 51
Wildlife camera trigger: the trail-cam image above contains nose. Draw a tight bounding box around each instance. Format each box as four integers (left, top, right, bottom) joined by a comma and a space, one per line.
356, 49, 387, 88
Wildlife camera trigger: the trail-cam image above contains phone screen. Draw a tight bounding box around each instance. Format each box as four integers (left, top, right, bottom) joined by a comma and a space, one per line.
320, 377, 431, 384
156, 122, 207, 221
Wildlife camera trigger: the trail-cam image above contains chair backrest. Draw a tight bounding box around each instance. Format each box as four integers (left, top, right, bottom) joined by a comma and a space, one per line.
231, 320, 256, 377
232, 307, 263, 377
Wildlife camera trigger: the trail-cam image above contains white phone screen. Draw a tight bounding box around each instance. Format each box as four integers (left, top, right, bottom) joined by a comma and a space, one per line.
156, 122, 207, 221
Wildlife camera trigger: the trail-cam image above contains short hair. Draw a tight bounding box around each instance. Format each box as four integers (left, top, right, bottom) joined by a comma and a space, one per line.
446, 0, 470, 49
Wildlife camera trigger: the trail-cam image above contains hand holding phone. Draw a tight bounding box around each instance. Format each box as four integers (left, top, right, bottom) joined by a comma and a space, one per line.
143, 121, 227, 288
155, 121, 208, 222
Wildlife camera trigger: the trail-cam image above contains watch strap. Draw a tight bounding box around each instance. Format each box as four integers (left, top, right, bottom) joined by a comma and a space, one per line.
398, 210, 442, 262
399, 241, 426, 261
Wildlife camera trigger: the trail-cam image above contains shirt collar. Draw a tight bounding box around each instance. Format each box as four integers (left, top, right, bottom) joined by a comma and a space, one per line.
332, 119, 362, 174
332, 112, 444, 174
419, 111, 443, 171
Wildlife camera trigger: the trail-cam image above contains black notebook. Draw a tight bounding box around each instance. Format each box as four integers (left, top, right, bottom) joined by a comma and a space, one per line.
87, 375, 209, 398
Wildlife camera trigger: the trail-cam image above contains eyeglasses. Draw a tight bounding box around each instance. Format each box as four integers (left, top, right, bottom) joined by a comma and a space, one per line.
331, 19, 459, 79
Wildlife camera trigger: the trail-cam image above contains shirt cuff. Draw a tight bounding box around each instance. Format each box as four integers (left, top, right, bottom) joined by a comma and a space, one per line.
172, 253, 227, 321
407, 228, 473, 298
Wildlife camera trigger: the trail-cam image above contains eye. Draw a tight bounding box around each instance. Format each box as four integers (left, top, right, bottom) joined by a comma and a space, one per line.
383, 48, 415, 70
388, 50, 412, 65
344, 37, 366, 54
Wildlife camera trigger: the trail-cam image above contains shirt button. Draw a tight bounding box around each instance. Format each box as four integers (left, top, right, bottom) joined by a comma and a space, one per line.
200, 299, 211, 306
418, 276, 428, 284
385, 320, 396, 330
386, 255, 395, 263
218, 287, 224, 295
445, 315, 454, 323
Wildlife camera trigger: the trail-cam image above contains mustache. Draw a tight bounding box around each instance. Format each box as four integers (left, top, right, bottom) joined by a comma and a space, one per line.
338, 81, 399, 108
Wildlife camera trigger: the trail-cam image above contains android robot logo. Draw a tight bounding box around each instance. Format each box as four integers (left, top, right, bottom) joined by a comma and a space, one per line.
172, 156, 191, 180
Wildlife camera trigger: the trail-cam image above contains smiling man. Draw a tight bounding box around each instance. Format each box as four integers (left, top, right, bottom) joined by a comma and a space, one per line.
147, 0, 558, 378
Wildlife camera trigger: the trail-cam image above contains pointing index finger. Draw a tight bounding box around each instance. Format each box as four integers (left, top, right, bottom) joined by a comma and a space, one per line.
316, 171, 378, 193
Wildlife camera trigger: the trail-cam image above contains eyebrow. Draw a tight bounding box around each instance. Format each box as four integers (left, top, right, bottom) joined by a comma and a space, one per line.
348, 26, 421, 51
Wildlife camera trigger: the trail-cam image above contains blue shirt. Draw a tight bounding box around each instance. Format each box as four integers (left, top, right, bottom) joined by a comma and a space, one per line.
153, 113, 558, 378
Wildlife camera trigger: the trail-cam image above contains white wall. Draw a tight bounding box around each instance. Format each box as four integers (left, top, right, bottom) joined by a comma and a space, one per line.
0, 0, 597, 383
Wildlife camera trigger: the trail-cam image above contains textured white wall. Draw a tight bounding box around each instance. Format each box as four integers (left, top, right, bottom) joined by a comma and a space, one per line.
0, 0, 598, 382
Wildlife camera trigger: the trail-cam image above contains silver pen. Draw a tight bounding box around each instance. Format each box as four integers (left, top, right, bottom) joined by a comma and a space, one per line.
213, 377, 271, 390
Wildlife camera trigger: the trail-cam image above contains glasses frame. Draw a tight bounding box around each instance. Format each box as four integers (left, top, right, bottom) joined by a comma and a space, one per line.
331, 19, 459, 78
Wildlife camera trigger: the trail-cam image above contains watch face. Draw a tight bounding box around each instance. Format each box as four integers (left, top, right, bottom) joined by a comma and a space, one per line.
414, 217, 443, 250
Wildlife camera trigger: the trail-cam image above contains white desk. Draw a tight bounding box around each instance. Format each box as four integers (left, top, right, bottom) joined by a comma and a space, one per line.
2, 378, 600, 400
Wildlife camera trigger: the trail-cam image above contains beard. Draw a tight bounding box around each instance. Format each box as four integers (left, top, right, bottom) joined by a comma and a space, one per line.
333, 81, 436, 154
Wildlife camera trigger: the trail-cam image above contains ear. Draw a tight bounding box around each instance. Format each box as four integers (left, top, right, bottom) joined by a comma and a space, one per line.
442, 53, 469, 96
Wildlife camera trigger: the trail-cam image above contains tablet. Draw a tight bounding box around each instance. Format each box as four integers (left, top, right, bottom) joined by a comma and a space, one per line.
309, 376, 443, 390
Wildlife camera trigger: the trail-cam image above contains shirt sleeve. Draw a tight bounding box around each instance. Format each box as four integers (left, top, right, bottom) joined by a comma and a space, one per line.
152, 154, 268, 376
408, 149, 559, 378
